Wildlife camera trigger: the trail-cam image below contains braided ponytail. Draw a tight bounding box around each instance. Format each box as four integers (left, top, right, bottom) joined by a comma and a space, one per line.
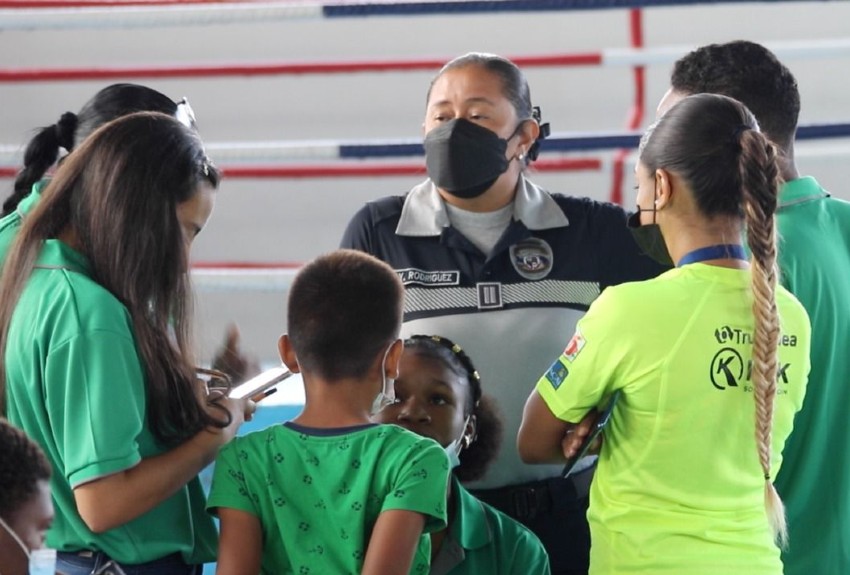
738, 128, 786, 547
2, 112, 78, 217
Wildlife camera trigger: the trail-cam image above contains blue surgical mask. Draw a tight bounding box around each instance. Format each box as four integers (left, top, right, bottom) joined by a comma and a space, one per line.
371, 342, 399, 415
0, 514, 56, 575
444, 415, 472, 469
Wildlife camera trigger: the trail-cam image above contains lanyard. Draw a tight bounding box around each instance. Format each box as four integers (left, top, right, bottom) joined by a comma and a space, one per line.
677, 244, 747, 267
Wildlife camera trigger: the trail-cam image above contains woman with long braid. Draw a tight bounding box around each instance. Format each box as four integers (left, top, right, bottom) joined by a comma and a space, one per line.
518, 93, 811, 574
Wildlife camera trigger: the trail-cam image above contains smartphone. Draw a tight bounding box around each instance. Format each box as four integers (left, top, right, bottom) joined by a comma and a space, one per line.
563, 390, 622, 477
228, 367, 293, 399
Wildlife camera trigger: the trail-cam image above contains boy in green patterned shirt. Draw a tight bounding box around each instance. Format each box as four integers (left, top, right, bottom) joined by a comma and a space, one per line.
207, 249, 450, 575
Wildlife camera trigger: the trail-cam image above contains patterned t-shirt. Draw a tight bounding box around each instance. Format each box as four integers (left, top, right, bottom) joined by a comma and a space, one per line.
208, 422, 449, 575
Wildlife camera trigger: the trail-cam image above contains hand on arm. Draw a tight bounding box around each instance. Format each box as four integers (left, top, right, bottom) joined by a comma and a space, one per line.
74, 394, 252, 533
361, 510, 426, 575
215, 508, 263, 575
562, 409, 602, 459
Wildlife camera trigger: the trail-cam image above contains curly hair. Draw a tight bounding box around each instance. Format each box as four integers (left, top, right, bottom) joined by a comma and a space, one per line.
670, 41, 800, 151
404, 335, 503, 482
0, 419, 51, 520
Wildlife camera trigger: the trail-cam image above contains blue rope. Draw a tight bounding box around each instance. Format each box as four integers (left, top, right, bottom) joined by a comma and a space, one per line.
338, 122, 850, 159
323, 0, 826, 17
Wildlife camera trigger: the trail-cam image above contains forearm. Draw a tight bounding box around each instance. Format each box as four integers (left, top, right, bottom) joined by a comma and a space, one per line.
517, 390, 571, 464
74, 426, 230, 533
362, 510, 426, 575
215, 508, 263, 575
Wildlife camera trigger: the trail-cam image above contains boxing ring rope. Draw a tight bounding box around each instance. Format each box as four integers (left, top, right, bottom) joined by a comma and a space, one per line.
3, 0, 848, 289
0, 0, 839, 31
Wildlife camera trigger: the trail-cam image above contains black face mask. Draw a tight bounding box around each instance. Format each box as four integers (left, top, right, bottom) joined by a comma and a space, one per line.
627, 210, 673, 266
424, 119, 514, 199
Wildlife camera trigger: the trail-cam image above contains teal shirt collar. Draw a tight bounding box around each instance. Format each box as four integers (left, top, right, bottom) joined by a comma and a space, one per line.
15, 180, 47, 218
779, 176, 829, 209
35, 239, 91, 276
430, 477, 493, 575
450, 477, 493, 551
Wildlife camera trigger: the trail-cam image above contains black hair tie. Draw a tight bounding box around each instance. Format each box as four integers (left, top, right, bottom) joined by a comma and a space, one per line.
528, 106, 550, 162
54, 112, 78, 151
730, 124, 751, 144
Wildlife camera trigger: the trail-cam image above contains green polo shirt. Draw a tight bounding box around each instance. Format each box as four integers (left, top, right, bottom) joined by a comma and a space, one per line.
0, 183, 43, 271
4, 239, 217, 564
430, 477, 549, 575
537, 263, 810, 575
773, 177, 850, 575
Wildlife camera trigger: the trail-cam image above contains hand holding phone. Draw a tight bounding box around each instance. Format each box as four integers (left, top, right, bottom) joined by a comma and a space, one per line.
562, 390, 621, 477
229, 367, 293, 399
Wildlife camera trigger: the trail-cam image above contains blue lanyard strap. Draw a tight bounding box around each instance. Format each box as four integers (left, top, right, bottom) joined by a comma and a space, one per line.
677, 244, 747, 267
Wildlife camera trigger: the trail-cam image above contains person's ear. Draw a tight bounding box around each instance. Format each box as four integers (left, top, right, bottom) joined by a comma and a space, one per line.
654, 168, 674, 210
463, 414, 478, 449
384, 338, 404, 380
515, 119, 540, 160
278, 334, 300, 373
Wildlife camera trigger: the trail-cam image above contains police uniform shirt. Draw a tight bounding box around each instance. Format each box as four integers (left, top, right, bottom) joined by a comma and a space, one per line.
341, 177, 665, 488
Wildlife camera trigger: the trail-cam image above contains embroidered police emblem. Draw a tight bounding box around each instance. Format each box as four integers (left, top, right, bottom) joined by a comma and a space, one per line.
509, 238, 553, 280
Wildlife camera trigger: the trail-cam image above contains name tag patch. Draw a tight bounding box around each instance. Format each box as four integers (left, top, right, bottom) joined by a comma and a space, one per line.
397, 268, 460, 287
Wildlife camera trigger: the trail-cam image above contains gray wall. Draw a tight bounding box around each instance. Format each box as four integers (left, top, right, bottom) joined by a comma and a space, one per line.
2, 2, 848, 364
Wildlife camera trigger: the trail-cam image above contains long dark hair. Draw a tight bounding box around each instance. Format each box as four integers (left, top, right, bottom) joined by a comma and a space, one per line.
3, 84, 180, 218
0, 112, 222, 445
640, 92, 785, 544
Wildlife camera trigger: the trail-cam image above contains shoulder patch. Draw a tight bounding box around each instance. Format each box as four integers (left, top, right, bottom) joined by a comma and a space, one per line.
563, 330, 586, 362
545, 360, 569, 390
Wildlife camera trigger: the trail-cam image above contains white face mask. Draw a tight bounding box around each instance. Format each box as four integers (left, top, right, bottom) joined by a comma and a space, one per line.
370, 342, 399, 415
444, 415, 472, 469
0, 515, 56, 575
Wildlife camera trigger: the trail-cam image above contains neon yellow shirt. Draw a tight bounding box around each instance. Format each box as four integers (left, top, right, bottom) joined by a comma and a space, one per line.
537, 263, 811, 575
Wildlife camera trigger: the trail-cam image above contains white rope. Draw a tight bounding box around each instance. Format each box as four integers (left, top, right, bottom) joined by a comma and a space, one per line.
0, 2, 324, 31
191, 268, 299, 292
602, 38, 850, 67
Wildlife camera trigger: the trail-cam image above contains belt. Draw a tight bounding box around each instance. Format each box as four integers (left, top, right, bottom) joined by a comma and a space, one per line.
57, 551, 195, 575
471, 464, 595, 522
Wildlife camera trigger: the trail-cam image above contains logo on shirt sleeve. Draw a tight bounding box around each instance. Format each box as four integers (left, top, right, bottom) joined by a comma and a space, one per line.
563, 330, 586, 362
545, 360, 569, 390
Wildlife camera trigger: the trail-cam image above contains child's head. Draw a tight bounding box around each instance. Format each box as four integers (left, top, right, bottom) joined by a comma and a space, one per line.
282, 249, 403, 381
0, 419, 53, 566
374, 335, 503, 482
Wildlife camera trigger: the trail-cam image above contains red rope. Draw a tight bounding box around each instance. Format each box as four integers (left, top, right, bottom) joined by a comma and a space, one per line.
609, 7, 645, 206
0, 53, 602, 82
0, 158, 602, 179
192, 261, 302, 269
0, 0, 243, 6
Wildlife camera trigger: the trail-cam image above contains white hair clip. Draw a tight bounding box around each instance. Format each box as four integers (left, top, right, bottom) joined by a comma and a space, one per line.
175, 97, 196, 128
